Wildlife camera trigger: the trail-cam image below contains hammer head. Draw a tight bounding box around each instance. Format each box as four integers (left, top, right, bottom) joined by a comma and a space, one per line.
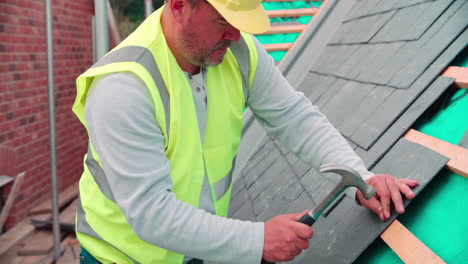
310, 164, 376, 217
320, 164, 375, 200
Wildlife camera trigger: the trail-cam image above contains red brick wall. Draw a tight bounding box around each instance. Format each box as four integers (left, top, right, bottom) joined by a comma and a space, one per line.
0, 0, 93, 230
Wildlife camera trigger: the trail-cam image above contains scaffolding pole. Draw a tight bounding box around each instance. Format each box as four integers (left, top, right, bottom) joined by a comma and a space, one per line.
45, 0, 61, 262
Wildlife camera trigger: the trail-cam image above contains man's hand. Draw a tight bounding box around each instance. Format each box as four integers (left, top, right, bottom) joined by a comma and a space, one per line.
263, 210, 313, 262
357, 174, 419, 221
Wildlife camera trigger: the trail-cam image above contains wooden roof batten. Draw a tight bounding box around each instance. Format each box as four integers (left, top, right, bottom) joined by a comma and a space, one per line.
441, 66, 468, 89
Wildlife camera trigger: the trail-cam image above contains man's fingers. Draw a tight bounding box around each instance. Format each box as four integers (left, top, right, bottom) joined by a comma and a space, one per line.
374, 178, 391, 220
398, 180, 415, 199
362, 197, 385, 221
399, 178, 419, 188
386, 176, 404, 214
295, 238, 310, 250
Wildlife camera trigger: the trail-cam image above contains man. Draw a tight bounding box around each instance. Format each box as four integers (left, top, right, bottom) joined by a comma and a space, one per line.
72, 0, 418, 263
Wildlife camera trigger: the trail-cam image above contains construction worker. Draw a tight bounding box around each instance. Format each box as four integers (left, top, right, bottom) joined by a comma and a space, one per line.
72, 0, 419, 263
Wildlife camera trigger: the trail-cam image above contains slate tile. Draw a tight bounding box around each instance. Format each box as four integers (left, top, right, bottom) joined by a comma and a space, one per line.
242, 141, 281, 187
354, 42, 404, 85
393, 0, 436, 10
241, 138, 272, 175
321, 81, 376, 129
343, 0, 382, 22
230, 173, 245, 197
330, 11, 396, 45
284, 151, 299, 167
280, 191, 316, 215
300, 168, 327, 198
272, 138, 290, 156
371, 0, 454, 43
255, 176, 305, 221
389, 0, 468, 88
346, 138, 358, 150
458, 129, 468, 147
252, 166, 294, 215
350, 29, 468, 150
292, 158, 312, 178
229, 187, 250, 216
356, 77, 455, 168
368, 0, 400, 14
314, 78, 348, 109
230, 199, 256, 221
305, 73, 338, 104
370, 0, 465, 87
335, 45, 369, 80
309, 45, 338, 74
293, 138, 448, 264
247, 156, 289, 200
339, 85, 394, 139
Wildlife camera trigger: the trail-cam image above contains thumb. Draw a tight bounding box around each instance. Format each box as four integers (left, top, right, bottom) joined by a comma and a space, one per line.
284, 210, 309, 221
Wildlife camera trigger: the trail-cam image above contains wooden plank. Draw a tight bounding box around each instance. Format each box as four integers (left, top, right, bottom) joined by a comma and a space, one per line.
404, 129, 468, 178
59, 199, 78, 226
30, 181, 79, 215
380, 220, 446, 264
17, 230, 54, 256
266, 8, 318, 18
441, 66, 468, 89
263, 43, 292, 52
259, 24, 306, 35
0, 172, 26, 231
0, 219, 35, 256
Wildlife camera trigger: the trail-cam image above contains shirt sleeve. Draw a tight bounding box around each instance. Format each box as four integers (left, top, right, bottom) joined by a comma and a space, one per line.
85, 72, 264, 264
247, 37, 374, 182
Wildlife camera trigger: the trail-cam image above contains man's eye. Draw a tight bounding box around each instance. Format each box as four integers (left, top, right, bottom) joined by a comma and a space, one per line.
217, 19, 229, 26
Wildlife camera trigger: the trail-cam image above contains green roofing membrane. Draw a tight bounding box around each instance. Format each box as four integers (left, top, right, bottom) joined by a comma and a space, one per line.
356, 57, 468, 263
256, 2, 323, 61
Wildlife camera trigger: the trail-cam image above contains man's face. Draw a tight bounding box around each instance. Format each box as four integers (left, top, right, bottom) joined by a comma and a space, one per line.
178, 0, 241, 68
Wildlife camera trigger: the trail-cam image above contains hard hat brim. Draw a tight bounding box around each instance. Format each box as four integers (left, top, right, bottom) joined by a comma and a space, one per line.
208, 0, 271, 34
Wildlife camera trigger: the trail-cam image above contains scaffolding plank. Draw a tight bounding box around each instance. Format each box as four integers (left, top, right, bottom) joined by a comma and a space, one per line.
30, 182, 79, 215
0, 220, 35, 256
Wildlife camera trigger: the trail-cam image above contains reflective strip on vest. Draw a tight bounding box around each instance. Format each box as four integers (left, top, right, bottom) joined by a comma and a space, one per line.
91, 45, 171, 138
76, 196, 141, 264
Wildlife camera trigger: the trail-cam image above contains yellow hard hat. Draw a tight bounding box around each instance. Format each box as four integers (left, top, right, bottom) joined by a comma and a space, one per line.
207, 0, 270, 34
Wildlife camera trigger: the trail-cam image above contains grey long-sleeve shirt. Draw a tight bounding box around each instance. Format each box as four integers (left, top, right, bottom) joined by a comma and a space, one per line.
84, 38, 373, 264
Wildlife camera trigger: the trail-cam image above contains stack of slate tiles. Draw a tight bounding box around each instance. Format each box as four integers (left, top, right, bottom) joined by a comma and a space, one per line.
230, 0, 467, 263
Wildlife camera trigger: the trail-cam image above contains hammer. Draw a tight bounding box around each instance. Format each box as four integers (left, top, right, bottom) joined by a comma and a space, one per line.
262, 164, 375, 264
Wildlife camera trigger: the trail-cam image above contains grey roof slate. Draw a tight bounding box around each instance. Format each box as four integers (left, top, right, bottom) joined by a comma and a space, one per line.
231, 0, 466, 262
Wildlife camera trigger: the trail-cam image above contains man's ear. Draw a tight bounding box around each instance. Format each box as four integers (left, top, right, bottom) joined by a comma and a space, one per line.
168, 0, 186, 22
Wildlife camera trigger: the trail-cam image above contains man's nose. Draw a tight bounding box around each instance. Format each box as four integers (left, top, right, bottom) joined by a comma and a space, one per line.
224, 25, 241, 42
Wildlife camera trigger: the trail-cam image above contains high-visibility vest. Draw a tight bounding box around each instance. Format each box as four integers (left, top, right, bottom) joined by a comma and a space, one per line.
72, 7, 259, 264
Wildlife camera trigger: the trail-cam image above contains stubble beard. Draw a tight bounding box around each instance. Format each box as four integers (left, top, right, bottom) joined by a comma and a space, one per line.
181, 30, 232, 67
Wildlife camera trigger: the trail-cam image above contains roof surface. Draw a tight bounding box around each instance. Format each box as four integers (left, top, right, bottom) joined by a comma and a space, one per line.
231, 0, 467, 263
